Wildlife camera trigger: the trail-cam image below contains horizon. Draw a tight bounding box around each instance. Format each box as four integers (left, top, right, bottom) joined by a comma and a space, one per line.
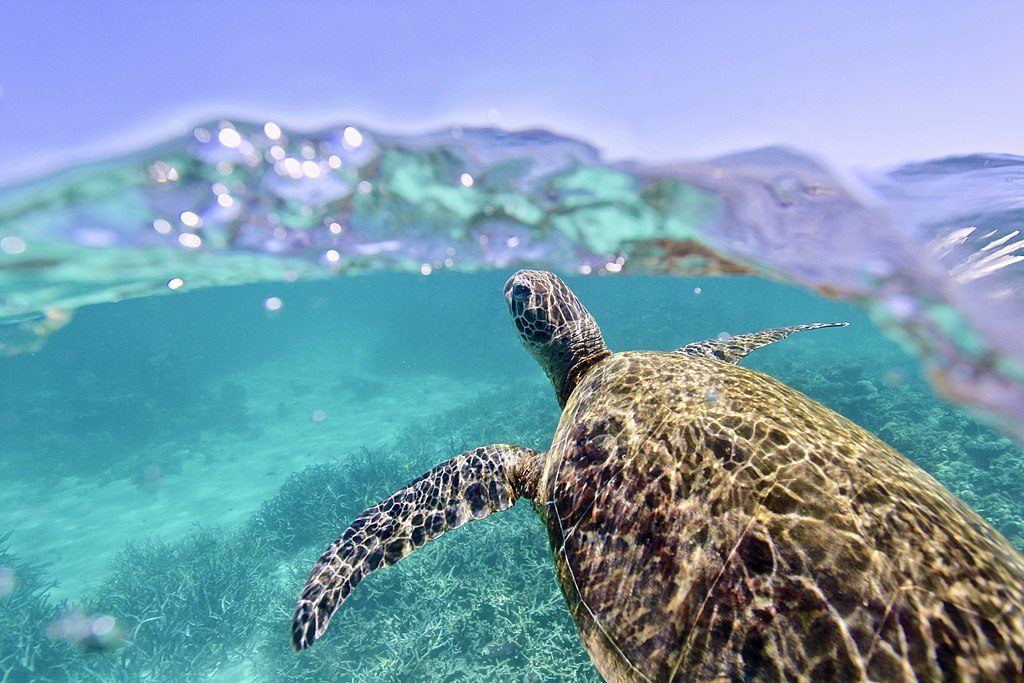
1, 1, 1022, 183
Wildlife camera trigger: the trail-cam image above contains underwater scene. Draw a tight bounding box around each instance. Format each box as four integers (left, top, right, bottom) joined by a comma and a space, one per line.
1, 123, 1023, 681
2, 272, 1023, 681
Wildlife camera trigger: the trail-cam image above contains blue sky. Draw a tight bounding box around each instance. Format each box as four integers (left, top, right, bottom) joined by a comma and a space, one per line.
0, 0, 1021, 181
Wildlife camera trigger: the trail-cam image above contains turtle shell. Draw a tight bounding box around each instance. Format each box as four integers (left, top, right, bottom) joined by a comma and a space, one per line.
538, 351, 1024, 681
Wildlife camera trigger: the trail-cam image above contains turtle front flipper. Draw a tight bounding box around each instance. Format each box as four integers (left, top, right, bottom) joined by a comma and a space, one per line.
674, 322, 848, 363
292, 443, 543, 651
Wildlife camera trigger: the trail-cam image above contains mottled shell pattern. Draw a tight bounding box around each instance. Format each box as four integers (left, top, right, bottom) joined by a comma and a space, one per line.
542, 350, 1024, 681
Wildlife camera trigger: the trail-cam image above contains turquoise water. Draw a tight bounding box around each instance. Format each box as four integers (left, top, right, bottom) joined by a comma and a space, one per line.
2, 271, 1021, 681
2, 124, 1023, 435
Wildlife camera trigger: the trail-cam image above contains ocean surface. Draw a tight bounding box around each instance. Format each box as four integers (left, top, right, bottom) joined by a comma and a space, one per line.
0, 123, 1022, 681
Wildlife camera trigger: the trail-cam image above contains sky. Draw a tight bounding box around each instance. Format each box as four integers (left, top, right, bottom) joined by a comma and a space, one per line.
0, 0, 1022, 182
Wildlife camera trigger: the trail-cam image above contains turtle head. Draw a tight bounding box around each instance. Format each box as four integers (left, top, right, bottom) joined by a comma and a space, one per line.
504, 269, 610, 406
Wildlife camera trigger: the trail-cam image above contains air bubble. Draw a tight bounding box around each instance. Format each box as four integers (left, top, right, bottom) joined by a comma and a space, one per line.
0, 236, 26, 255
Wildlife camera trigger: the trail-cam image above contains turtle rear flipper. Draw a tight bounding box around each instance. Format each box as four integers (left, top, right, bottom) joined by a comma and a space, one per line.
292, 443, 543, 651
675, 322, 848, 363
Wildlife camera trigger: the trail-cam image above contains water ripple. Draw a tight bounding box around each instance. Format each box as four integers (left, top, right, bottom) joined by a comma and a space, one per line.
0, 121, 1021, 437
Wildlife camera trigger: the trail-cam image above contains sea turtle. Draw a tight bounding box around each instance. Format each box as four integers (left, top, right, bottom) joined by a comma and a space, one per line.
292, 269, 1024, 681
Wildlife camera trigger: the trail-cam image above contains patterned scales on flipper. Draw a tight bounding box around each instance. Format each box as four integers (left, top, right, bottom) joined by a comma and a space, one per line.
675, 322, 848, 364
291, 269, 1024, 682
292, 444, 542, 650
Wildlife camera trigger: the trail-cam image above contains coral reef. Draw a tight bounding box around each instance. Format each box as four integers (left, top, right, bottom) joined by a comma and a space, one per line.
1, 358, 1021, 681
82, 529, 274, 680
0, 535, 81, 682
0, 385, 591, 680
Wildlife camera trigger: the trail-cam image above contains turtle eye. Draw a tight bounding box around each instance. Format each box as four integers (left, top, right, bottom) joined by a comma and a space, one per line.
511, 284, 531, 301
